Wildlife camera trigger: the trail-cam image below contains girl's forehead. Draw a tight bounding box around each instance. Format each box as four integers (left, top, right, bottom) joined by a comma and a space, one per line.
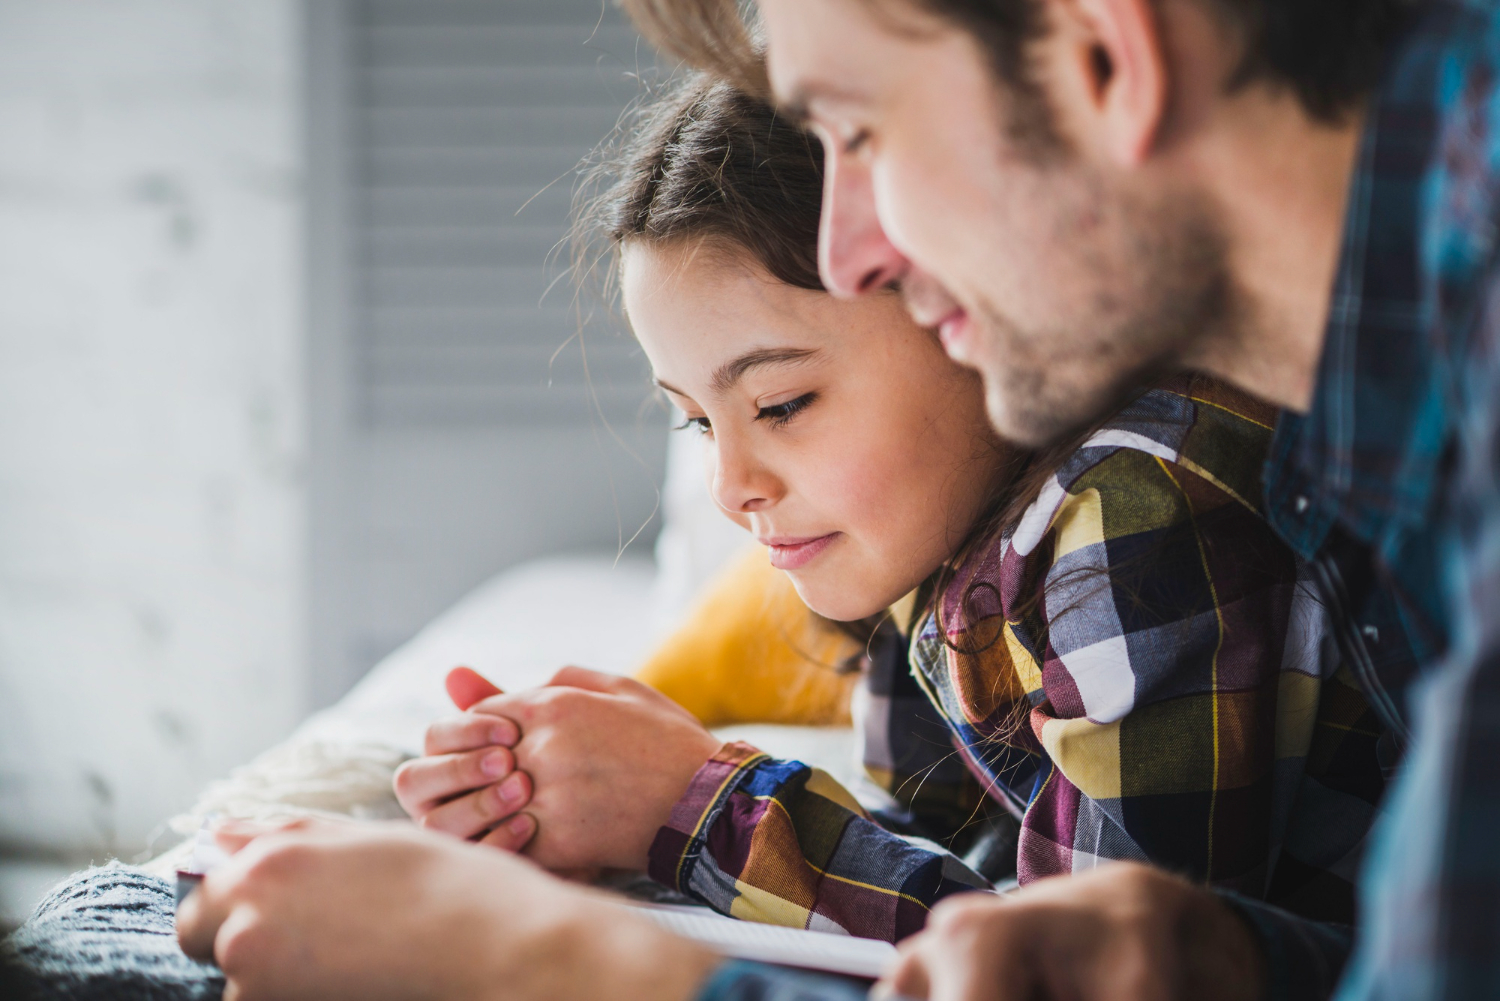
626, 244, 848, 354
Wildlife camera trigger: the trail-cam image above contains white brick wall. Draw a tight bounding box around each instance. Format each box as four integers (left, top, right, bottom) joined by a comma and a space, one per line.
0, 1, 306, 858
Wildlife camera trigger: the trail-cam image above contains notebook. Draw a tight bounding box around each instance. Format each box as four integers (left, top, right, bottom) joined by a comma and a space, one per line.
631, 903, 898, 980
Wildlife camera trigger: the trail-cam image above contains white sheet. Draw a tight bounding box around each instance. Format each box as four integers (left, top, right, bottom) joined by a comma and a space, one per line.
293, 555, 662, 755
290, 553, 863, 788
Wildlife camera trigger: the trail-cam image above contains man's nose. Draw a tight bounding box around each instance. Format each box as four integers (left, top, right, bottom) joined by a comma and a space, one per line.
818, 151, 908, 298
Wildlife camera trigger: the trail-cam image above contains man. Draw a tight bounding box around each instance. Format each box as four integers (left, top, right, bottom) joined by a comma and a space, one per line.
621, 0, 1497, 998
178, 1, 1500, 999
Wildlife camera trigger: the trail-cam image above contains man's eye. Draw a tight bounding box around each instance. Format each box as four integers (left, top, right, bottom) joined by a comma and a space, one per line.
755, 393, 817, 428
673, 416, 712, 435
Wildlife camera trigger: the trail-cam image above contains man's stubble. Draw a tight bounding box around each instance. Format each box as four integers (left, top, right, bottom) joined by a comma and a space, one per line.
963, 176, 1239, 447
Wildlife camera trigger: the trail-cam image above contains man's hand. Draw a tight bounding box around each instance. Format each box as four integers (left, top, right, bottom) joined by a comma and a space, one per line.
876, 863, 1265, 1001
176, 819, 720, 1001
467, 666, 725, 872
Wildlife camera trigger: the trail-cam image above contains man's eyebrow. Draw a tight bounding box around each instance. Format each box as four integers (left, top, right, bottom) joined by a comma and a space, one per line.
778, 81, 871, 124
779, 94, 811, 125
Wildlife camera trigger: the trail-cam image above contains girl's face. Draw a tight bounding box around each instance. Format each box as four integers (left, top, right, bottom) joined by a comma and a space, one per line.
623, 241, 1009, 621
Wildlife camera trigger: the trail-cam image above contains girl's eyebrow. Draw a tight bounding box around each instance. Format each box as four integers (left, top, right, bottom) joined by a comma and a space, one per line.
654, 347, 820, 399
710, 347, 819, 394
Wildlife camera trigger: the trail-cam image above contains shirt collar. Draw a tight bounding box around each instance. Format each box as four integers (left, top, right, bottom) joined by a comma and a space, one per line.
1264, 16, 1451, 561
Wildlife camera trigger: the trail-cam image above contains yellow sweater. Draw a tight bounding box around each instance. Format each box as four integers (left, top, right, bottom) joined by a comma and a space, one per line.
633, 546, 861, 727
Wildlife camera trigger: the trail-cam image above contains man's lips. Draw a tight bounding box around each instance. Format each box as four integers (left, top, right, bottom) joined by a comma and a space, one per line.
934, 308, 972, 358
760, 533, 840, 571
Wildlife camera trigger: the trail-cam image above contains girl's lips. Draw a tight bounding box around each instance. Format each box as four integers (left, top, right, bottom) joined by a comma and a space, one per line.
936, 308, 973, 362
762, 533, 840, 571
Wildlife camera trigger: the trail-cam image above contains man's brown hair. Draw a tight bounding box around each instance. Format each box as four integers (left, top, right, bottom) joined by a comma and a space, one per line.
621, 0, 1411, 126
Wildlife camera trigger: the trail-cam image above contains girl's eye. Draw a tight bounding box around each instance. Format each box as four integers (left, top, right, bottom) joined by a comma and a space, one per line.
673, 415, 713, 436
755, 392, 817, 428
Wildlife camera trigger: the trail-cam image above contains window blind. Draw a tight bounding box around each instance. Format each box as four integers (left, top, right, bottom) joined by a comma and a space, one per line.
350, 0, 655, 426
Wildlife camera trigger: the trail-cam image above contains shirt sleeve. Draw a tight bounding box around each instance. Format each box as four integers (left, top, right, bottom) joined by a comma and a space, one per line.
694, 960, 869, 1001
1333, 355, 1500, 995
648, 742, 990, 943
1218, 892, 1352, 1001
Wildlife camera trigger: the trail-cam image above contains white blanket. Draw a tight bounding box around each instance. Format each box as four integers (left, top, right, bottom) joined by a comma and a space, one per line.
147, 554, 859, 874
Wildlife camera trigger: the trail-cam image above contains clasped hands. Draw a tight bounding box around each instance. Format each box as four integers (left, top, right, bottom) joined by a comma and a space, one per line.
392, 665, 724, 874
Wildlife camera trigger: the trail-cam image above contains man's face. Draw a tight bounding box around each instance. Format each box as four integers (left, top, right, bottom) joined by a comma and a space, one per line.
758, 0, 1232, 446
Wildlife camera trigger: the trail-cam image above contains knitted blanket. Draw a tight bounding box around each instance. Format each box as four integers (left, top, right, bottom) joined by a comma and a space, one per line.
2, 865, 223, 1000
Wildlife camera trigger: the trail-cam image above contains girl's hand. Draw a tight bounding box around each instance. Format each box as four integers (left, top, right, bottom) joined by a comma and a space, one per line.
393, 670, 538, 852
468, 667, 725, 873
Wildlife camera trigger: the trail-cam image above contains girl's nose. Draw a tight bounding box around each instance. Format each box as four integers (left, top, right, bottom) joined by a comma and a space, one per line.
710, 437, 783, 514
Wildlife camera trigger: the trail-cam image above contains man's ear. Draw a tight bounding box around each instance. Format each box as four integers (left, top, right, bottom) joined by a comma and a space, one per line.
1047, 0, 1168, 164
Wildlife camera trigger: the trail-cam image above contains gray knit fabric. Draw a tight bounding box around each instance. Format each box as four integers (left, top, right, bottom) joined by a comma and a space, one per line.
2, 864, 223, 1000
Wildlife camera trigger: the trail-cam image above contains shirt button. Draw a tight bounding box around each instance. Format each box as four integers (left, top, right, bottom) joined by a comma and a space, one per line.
1361, 624, 1380, 644
1294, 495, 1310, 514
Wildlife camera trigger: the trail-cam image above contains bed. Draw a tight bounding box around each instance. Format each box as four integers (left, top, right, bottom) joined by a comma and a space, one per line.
141, 433, 862, 872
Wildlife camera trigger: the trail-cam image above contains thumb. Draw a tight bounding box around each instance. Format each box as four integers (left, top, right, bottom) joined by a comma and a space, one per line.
446, 666, 504, 710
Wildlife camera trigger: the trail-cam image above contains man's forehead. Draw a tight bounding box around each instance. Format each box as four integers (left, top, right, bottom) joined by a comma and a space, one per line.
758, 0, 950, 108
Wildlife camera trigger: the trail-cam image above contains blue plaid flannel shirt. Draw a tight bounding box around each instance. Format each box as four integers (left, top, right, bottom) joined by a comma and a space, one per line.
700, 1, 1500, 998
1249, 1, 1500, 997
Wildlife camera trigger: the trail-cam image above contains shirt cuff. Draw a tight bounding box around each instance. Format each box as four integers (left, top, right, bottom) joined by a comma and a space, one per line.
695, 960, 870, 1001
649, 741, 767, 891
1216, 891, 1352, 1001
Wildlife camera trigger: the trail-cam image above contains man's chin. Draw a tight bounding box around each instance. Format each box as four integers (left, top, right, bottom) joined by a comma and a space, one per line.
985, 387, 1057, 449
984, 382, 1106, 449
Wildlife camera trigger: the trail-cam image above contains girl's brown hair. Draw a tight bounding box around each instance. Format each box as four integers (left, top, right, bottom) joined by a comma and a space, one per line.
574, 72, 824, 294
574, 73, 1083, 648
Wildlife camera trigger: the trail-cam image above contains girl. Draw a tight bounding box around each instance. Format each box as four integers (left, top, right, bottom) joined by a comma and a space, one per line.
394, 76, 1385, 944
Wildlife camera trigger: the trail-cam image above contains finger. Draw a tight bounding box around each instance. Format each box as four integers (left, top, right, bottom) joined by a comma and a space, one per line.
423, 712, 518, 756
395, 747, 515, 815
213, 900, 277, 997
446, 666, 504, 710
176, 874, 233, 960
546, 665, 627, 693
478, 812, 537, 853
877, 948, 932, 1001
210, 818, 308, 855
919, 903, 1031, 1001
418, 770, 532, 839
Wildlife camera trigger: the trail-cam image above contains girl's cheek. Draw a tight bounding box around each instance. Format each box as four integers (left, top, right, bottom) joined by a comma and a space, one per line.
818, 449, 903, 538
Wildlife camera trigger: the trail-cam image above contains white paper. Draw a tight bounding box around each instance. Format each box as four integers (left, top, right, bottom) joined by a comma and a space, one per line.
633, 904, 897, 980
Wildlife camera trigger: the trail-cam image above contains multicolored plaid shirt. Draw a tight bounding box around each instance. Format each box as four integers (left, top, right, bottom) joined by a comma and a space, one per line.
657, 376, 1386, 945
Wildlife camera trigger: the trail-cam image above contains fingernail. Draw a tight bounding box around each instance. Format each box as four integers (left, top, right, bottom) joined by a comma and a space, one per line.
491, 720, 517, 747
497, 772, 526, 806
481, 749, 510, 778
507, 814, 533, 837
